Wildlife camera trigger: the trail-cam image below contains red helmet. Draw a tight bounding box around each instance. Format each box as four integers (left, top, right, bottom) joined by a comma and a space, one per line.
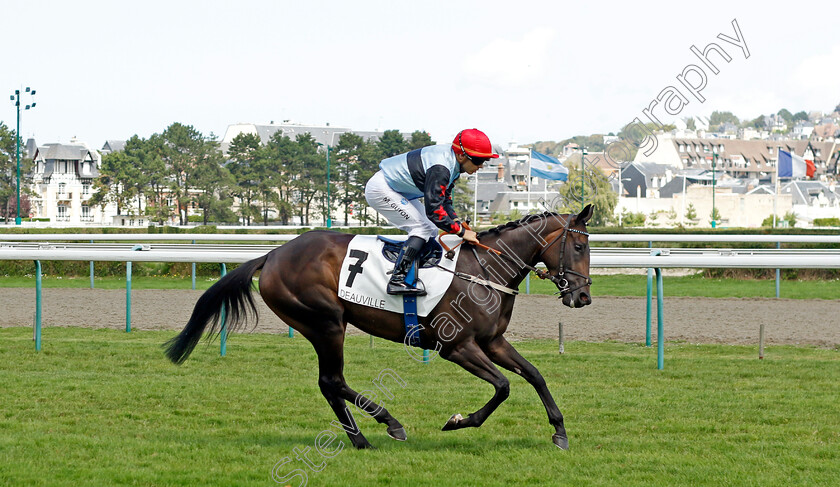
452, 128, 500, 159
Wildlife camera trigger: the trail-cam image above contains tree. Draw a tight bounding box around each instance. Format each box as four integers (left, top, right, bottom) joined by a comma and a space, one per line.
710, 207, 722, 226
0, 122, 33, 221
227, 132, 262, 225
142, 134, 174, 224
161, 123, 208, 225
685, 202, 698, 225
618, 121, 675, 160
91, 147, 141, 218
408, 131, 435, 150
793, 111, 809, 122
333, 132, 364, 225
355, 140, 383, 225
452, 176, 474, 221
553, 166, 616, 226
710, 111, 740, 127
190, 134, 235, 225
288, 133, 326, 225
263, 132, 297, 225
377, 130, 406, 158
777, 108, 793, 124
686, 118, 697, 130
743, 115, 765, 129
619, 210, 646, 227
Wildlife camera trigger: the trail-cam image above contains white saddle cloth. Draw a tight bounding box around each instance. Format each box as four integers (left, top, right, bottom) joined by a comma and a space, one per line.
337, 235, 464, 316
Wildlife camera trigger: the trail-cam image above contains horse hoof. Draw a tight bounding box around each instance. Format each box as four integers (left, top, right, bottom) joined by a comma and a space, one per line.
441, 413, 463, 431
552, 434, 569, 450
355, 442, 376, 450
387, 427, 407, 441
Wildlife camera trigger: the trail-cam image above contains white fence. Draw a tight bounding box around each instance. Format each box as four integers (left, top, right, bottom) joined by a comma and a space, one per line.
3, 232, 839, 369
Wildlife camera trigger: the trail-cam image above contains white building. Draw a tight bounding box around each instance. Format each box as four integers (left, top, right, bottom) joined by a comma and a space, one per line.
28, 139, 123, 225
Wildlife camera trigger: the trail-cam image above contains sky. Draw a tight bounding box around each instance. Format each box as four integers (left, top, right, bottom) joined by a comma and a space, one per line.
4, 0, 839, 149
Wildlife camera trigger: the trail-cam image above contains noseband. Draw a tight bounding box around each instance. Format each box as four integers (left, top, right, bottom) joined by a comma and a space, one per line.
536, 221, 593, 297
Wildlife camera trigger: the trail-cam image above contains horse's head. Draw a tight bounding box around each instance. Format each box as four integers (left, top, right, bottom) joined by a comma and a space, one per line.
542, 204, 593, 309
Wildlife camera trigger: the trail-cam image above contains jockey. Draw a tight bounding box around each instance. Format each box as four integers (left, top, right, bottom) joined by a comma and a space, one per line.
364, 128, 499, 295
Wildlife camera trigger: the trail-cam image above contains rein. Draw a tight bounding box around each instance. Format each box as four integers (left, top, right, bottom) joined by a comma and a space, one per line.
440, 217, 592, 297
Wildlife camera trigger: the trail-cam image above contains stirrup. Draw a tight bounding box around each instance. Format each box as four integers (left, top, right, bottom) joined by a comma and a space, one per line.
387, 279, 427, 296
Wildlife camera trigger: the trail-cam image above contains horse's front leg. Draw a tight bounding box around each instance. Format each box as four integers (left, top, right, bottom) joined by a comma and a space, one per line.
485, 336, 569, 450
439, 339, 510, 431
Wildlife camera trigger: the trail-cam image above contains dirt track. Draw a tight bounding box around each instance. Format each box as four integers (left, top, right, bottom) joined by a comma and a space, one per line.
1, 288, 837, 348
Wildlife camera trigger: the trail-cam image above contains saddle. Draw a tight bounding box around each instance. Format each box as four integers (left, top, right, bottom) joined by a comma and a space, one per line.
377, 236, 443, 268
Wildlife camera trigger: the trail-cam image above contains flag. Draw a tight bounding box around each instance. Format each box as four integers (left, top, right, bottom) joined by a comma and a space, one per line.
530, 150, 569, 181
778, 149, 815, 178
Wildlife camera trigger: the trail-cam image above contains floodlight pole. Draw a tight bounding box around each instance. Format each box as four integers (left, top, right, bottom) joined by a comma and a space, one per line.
711, 152, 717, 228
326, 144, 332, 228
15, 93, 21, 225
10, 87, 36, 225
580, 147, 586, 210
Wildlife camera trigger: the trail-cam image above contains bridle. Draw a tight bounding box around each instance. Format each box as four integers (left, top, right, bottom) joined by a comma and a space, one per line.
535, 219, 593, 296
456, 216, 592, 297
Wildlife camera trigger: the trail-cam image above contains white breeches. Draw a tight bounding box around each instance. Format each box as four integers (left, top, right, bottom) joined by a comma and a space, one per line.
364, 171, 439, 239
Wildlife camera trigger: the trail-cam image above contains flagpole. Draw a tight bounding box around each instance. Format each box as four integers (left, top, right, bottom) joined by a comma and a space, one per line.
773, 146, 779, 228
473, 171, 478, 225
527, 149, 532, 211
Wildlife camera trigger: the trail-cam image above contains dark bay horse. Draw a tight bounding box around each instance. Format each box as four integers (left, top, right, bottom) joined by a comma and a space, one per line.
165, 205, 593, 450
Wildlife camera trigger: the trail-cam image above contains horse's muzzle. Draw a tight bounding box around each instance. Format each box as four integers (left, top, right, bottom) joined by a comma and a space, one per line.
561, 287, 592, 309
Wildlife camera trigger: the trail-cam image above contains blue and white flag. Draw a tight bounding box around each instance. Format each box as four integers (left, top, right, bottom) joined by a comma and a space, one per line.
530, 150, 569, 181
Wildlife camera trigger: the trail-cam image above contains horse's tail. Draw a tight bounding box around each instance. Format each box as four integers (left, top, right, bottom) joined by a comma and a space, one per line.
164, 254, 268, 364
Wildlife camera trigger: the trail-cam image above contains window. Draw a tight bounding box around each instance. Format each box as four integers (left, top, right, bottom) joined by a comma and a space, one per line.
57, 205, 68, 222
58, 182, 66, 195
82, 182, 90, 195
679, 144, 685, 153
81, 205, 92, 222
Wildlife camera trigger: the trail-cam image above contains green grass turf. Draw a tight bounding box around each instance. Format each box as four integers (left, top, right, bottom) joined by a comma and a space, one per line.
2, 273, 840, 299
524, 273, 840, 300
1, 328, 837, 486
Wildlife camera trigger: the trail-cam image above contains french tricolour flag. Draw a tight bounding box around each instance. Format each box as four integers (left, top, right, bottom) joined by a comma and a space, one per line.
778, 149, 815, 179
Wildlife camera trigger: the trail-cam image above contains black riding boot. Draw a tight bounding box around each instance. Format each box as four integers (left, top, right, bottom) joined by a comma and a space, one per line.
387, 236, 427, 296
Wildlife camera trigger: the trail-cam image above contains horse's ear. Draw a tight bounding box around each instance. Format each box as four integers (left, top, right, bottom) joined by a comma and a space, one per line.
577, 204, 594, 225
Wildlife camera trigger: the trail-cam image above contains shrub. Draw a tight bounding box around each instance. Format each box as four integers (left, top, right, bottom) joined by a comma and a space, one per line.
813, 217, 840, 227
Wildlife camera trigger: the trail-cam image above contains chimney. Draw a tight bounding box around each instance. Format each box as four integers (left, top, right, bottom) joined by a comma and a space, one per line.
497, 163, 504, 181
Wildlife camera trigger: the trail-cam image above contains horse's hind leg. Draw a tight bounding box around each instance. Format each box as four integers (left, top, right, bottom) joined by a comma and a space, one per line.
484, 336, 569, 450
311, 333, 407, 448
439, 339, 510, 431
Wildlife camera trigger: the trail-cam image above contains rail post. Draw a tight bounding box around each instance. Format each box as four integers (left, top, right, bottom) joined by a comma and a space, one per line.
126, 245, 143, 332
558, 321, 564, 354
775, 241, 781, 298
191, 239, 196, 290
645, 268, 653, 347
655, 267, 665, 370
34, 260, 42, 351
759, 324, 765, 359
220, 263, 227, 357
89, 239, 94, 289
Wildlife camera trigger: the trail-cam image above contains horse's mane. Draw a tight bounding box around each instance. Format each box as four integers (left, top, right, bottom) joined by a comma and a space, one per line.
476, 211, 569, 238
